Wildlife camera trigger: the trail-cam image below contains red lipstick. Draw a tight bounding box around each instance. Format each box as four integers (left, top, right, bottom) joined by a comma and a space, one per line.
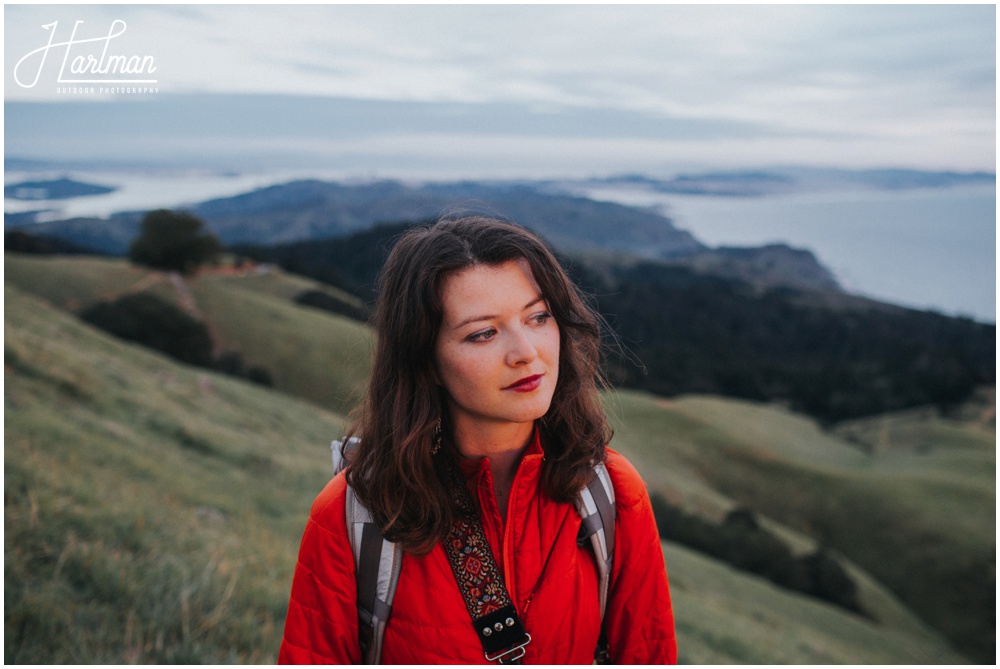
504, 374, 543, 392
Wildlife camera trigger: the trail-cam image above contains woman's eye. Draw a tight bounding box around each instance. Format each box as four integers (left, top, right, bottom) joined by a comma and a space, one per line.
466, 328, 496, 343
530, 312, 552, 325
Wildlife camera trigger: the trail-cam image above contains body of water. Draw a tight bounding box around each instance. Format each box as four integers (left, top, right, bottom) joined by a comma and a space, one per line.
4, 169, 327, 221
582, 184, 996, 324
6, 170, 995, 323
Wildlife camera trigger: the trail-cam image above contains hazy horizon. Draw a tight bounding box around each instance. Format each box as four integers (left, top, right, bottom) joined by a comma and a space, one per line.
5, 4, 994, 323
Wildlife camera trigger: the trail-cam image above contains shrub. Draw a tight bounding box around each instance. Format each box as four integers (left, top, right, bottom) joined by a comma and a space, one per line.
80, 294, 274, 388
293, 290, 368, 322
5, 230, 99, 255
650, 493, 866, 616
80, 293, 214, 367
214, 351, 273, 387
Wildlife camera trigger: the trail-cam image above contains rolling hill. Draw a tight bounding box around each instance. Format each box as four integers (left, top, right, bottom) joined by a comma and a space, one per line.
5, 283, 343, 662
8, 177, 845, 297
4, 254, 373, 416
611, 391, 994, 662
5, 253, 990, 662
11, 179, 702, 258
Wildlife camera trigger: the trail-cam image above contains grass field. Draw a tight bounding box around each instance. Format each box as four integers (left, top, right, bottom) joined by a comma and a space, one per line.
5, 255, 373, 416
610, 391, 994, 662
664, 541, 963, 664
189, 274, 373, 414
5, 283, 344, 662
5, 253, 988, 662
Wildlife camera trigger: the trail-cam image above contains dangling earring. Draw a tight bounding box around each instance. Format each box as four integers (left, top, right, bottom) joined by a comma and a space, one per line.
431, 417, 442, 455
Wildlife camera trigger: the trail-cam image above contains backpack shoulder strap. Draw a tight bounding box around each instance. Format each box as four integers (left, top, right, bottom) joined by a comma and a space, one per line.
575, 461, 616, 620
337, 438, 404, 665
336, 439, 616, 664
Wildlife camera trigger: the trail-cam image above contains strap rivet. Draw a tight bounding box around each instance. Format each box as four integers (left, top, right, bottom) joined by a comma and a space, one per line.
494, 622, 504, 631
483, 627, 492, 637
505, 617, 515, 627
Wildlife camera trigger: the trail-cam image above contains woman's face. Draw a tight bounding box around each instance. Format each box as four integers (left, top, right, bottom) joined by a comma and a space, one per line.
434, 259, 560, 439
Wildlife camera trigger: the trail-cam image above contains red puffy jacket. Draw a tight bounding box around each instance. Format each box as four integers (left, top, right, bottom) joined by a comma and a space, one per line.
278, 435, 677, 664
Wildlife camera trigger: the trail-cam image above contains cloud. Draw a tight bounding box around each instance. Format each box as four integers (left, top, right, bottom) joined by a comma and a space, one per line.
4, 4, 995, 171
6, 93, 991, 177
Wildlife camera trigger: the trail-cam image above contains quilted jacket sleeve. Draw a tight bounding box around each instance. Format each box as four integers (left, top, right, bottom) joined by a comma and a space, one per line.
603, 450, 678, 664
278, 473, 361, 664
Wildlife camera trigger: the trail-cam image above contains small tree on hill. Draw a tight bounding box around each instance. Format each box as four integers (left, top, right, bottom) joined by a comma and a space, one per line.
129, 209, 221, 274
80, 292, 214, 367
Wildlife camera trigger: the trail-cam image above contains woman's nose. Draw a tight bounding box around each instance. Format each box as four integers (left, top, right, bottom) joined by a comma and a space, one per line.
505, 328, 538, 366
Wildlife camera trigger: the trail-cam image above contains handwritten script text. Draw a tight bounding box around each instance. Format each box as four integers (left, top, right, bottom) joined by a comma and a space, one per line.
14, 20, 157, 89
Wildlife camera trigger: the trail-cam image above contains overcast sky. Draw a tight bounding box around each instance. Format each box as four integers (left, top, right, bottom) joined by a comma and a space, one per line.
4, 3, 996, 173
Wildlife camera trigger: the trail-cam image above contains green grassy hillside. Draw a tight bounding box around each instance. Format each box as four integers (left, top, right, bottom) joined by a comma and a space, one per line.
5, 283, 343, 662
5, 254, 373, 416
6, 253, 987, 662
189, 274, 372, 414
5, 283, 967, 663
610, 391, 994, 662
3, 254, 147, 311
665, 541, 962, 664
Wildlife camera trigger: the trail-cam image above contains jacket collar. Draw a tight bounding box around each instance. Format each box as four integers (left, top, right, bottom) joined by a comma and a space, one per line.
457, 424, 543, 480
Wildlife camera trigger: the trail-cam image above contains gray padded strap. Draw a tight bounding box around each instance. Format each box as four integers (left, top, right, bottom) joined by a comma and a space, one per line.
575, 461, 615, 620
346, 482, 404, 664
588, 463, 615, 558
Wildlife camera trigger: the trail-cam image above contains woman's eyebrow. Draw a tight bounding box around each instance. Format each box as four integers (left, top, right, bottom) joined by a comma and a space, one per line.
523, 296, 546, 310
453, 313, 496, 330
451, 295, 545, 331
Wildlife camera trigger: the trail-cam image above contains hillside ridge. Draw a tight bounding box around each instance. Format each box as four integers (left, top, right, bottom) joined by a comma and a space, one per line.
10, 178, 840, 293
5, 281, 974, 663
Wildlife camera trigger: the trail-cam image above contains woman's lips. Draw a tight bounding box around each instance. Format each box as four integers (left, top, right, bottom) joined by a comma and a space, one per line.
503, 374, 543, 392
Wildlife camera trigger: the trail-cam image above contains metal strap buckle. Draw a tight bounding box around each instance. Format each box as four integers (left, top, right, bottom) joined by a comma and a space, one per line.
485, 633, 531, 664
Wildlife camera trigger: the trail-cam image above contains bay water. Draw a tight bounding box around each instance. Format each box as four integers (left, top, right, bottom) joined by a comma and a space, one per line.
6, 170, 995, 323
582, 184, 996, 324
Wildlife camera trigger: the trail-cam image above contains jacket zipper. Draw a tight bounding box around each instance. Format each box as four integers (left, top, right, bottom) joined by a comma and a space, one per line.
502, 454, 534, 616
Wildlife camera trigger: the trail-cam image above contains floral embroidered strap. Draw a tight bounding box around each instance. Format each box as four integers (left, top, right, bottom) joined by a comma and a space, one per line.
440, 454, 532, 664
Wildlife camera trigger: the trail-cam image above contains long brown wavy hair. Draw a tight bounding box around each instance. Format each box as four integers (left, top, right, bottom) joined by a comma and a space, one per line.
345, 215, 612, 555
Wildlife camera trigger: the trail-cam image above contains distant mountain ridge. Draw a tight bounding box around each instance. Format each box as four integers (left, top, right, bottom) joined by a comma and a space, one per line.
557, 168, 995, 197
662, 244, 841, 293
4, 177, 117, 201
193, 179, 706, 256
8, 178, 839, 293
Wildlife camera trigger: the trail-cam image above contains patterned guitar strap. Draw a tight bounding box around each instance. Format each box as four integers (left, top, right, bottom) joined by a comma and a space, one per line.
439, 453, 532, 664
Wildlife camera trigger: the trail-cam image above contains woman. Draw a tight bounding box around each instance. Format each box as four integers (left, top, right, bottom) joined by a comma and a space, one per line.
278, 216, 676, 664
